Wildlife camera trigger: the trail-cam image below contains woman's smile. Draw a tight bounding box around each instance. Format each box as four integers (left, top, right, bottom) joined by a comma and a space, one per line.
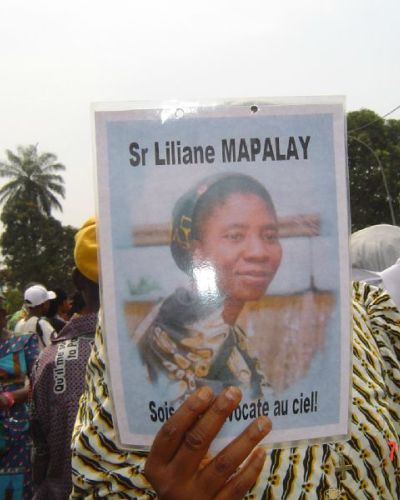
235, 269, 271, 287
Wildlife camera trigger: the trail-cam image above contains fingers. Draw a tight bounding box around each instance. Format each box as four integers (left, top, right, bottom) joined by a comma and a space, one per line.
216, 447, 267, 500
144, 386, 271, 500
171, 386, 243, 476
200, 415, 271, 495
146, 386, 214, 470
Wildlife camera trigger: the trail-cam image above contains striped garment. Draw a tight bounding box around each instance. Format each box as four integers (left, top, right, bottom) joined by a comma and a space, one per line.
71, 282, 400, 499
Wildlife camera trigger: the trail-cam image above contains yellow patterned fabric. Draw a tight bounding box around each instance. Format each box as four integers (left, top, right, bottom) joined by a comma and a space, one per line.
70, 321, 154, 499
71, 282, 400, 499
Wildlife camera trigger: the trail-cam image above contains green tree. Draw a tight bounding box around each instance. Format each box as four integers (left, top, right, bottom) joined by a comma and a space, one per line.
0, 197, 76, 293
0, 144, 65, 215
347, 109, 400, 231
1, 287, 23, 318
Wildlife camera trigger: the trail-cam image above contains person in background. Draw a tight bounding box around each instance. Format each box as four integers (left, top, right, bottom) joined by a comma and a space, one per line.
14, 285, 56, 349
67, 291, 86, 319
46, 288, 70, 333
378, 257, 400, 310
71, 280, 400, 498
8, 282, 42, 333
7, 305, 28, 332
351, 224, 400, 275
31, 217, 99, 500
0, 294, 39, 499
351, 223, 400, 309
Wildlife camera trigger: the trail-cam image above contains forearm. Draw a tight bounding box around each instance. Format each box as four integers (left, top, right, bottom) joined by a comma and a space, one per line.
11, 386, 29, 403
0, 386, 29, 408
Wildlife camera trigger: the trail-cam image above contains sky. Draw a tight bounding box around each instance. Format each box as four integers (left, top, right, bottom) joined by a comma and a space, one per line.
0, 0, 399, 228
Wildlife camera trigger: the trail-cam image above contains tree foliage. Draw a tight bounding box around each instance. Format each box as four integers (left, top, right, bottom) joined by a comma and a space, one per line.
1, 287, 23, 318
0, 144, 65, 216
0, 144, 75, 295
347, 109, 400, 231
0, 197, 76, 293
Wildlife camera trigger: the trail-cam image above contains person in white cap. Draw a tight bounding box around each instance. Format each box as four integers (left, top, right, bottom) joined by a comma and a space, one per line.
31, 216, 99, 500
15, 284, 56, 349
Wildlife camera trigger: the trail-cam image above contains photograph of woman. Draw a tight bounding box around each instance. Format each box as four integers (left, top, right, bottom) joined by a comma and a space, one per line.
137, 173, 283, 403
95, 101, 348, 448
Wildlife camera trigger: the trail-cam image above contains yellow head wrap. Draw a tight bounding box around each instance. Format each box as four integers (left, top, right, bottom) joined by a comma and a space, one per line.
74, 217, 98, 283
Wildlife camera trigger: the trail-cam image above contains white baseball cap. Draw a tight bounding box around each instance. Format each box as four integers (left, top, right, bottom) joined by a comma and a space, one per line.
24, 285, 56, 308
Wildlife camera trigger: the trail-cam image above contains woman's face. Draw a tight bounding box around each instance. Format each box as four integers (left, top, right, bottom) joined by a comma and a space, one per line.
193, 192, 282, 304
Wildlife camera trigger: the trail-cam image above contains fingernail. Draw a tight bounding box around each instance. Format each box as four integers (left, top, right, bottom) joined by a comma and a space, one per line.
216, 387, 241, 412
257, 416, 271, 433
197, 386, 213, 401
225, 386, 241, 401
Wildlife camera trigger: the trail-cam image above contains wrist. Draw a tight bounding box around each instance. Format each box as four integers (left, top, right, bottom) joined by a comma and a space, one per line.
1, 391, 15, 408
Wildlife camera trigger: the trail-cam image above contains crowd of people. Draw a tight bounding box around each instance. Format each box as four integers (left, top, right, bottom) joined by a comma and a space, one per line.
0, 218, 98, 499
0, 218, 399, 499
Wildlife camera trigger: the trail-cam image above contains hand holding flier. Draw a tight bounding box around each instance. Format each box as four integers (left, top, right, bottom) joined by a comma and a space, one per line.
145, 386, 271, 500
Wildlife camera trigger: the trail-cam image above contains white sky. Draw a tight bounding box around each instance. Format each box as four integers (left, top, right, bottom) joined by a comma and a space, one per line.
0, 0, 399, 228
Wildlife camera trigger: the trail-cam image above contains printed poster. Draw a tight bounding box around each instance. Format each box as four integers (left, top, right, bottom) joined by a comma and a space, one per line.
94, 98, 351, 450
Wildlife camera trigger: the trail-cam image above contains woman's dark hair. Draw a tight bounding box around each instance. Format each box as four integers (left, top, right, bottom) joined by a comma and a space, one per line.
171, 173, 277, 273
69, 291, 86, 317
47, 288, 68, 318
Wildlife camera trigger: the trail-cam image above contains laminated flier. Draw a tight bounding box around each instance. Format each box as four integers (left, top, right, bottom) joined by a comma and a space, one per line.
94, 97, 351, 450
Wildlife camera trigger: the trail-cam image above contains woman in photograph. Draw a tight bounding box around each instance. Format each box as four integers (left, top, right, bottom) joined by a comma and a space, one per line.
138, 173, 282, 402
